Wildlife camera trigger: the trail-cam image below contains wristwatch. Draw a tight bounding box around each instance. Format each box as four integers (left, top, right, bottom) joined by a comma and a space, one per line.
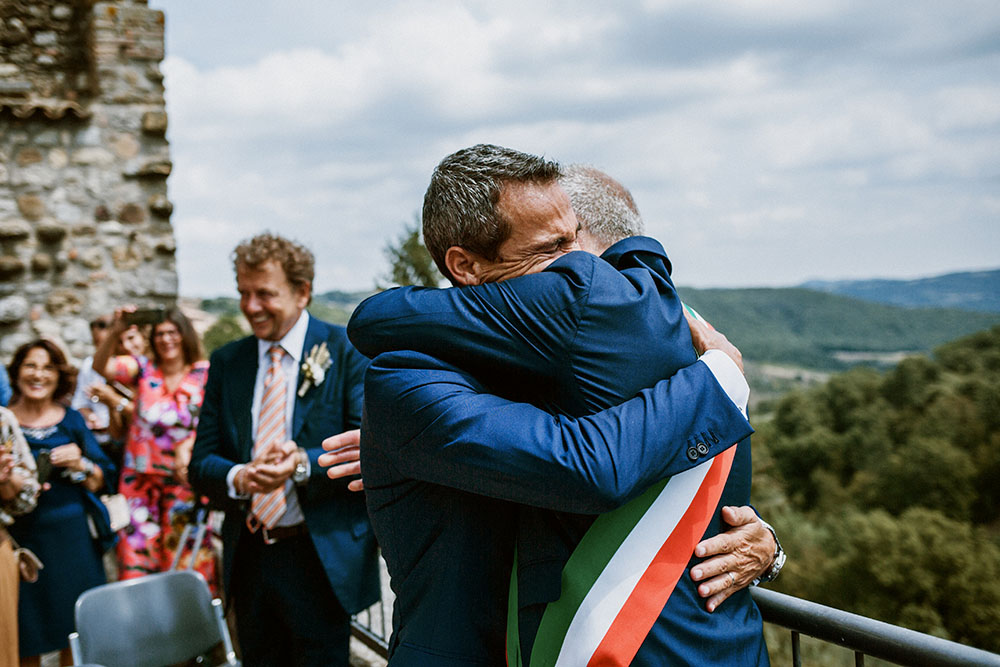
292, 448, 309, 485
752, 519, 786, 586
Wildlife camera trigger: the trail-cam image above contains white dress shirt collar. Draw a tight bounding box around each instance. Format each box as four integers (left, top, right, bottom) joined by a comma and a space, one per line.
256, 310, 310, 365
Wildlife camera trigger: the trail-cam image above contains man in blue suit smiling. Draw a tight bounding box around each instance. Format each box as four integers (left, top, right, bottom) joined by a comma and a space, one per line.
346, 145, 774, 664
190, 234, 380, 667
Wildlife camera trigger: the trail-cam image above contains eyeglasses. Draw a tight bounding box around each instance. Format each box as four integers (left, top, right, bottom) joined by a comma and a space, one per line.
153, 329, 181, 340
22, 363, 57, 375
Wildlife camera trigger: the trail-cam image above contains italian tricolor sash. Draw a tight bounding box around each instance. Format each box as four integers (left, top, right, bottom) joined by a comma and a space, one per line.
507, 304, 738, 666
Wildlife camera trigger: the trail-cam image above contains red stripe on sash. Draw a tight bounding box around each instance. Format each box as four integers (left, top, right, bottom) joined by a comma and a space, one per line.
587, 446, 736, 667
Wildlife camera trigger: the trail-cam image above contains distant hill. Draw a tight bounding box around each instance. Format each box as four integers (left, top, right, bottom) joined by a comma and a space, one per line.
801, 268, 1000, 313
677, 286, 1000, 370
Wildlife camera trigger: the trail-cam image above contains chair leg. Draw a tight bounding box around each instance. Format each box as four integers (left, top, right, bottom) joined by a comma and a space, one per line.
211, 598, 239, 665
68, 632, 81, 664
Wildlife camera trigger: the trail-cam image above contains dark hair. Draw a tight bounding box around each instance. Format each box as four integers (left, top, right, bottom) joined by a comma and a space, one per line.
150, 308, 204, 367
232, 233, 314, 304
422, 144, 562, 282
8, 339, 75, 404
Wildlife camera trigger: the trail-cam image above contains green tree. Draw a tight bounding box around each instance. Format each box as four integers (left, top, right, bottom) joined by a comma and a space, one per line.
202, 314, 246, 354
381, 215, 442, 288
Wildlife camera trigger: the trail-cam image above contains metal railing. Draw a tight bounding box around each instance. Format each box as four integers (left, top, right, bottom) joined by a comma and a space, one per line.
351, 589, 1000, 665
751, 588, 1000, 667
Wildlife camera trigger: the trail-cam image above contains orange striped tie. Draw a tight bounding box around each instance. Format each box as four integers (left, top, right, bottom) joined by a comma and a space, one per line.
248, 345, 288, 531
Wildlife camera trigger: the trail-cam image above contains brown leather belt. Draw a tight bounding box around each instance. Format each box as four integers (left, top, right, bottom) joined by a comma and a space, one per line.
256, 522, 308, 545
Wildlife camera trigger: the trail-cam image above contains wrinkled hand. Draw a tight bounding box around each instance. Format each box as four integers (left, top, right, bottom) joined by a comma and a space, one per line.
690, 506, 775, 612
49, 443, 84, 472
684, 311, 744, 374
319, 429, 363, 491
242, 440, 297, 494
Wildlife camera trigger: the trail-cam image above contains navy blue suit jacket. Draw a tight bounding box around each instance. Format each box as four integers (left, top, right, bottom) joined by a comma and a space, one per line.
190, 315, 380, 615
350, 237, 761, 664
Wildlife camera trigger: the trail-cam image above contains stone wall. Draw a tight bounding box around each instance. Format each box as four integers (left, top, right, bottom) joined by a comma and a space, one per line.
0, 0, 176, 361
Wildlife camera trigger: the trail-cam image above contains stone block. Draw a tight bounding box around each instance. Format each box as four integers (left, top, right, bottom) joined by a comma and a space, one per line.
46, 288, 84, 316
52, 5, 73, 20
123, 159, 171, 178
36, 222, 68, 244
72, 223, 97, 236
48, 148, 68, 168
75, 126, 103, 146
154, 237, 175, 255
33, 31, 58, 47
16, 195, 44, 220
33, 130, 61, 147
0, 256, 26, 279
111, 133, 140, 159
78, 247, 104, 269
72, 147, 114, 167
148, 193, 172, 217
111, 245, 142, 270
0, 296, 28, 324
31, 253, 52, 272
16, 148, 43, 166
141, 111, 167, 135
0, 221, 31, 242
117, 203, 145, 224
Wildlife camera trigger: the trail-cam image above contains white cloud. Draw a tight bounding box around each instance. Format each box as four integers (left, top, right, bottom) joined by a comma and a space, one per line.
155, 0, 1000, 295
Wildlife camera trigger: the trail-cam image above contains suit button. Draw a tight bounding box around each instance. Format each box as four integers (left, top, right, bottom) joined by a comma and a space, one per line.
687, 446, 699, 461
696, 442, 709, 456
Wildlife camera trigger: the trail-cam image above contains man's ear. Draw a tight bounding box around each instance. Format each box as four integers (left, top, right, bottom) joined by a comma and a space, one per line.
444, 246, 483, 286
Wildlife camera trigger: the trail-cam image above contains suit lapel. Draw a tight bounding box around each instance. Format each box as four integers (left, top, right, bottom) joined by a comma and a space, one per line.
232, 337, 259, 462
292, 317, 325, 439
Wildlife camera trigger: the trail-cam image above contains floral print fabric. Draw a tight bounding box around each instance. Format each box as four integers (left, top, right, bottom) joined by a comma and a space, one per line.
111, 356, 217, 591
112, 356, 208, 475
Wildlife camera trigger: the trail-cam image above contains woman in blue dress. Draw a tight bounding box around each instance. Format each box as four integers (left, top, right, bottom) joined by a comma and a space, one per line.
6, 339, 116, 667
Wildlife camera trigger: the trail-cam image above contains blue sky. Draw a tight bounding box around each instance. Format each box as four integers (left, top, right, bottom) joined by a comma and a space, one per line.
155, 0, 1000, 297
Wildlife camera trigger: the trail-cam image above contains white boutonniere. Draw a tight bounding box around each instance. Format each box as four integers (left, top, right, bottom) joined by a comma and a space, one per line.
298, 342, 333, 397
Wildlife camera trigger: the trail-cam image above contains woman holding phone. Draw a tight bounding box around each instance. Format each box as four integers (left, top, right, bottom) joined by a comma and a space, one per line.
93, 306, 217, 590
7, 339, 115, 667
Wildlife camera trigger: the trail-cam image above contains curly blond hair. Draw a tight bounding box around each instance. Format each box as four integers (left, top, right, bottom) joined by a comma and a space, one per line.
232, 233, 315, 301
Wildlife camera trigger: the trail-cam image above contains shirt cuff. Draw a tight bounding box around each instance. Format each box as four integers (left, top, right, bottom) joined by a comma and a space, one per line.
699, 349, 750, 417
227, 464, 249, 499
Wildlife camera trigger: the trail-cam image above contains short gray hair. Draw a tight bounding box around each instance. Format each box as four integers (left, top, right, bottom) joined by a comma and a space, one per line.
422, 144, 562, 282
559, 164, 644, 248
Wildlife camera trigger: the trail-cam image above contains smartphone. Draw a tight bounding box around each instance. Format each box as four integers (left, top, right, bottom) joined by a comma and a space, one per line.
36, 449, 53, 484
124, 307, 165, 326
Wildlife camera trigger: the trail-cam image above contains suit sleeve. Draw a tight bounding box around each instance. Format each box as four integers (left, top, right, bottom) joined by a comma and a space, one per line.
347, 257, 594, 376
189, 349, 241, 509
362, 351, 753, 514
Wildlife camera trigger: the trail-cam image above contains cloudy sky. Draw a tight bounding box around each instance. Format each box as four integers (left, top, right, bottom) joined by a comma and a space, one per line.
155, 0, 1000, 297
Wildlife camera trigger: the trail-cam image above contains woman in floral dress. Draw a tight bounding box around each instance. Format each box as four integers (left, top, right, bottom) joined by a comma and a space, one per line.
94, 307, 218, 590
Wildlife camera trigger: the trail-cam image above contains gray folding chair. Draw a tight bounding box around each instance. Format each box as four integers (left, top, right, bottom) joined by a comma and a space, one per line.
69, 569, 239, 667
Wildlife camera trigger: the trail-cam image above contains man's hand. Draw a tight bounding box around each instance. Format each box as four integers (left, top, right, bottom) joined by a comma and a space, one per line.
690, 506, 775, 612
684, 311, 744, 374
319, 429, 363, 491
242, 440, 297, 493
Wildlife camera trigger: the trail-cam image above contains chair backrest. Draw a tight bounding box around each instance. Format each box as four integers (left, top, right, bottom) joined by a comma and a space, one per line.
72, 570, 225, 667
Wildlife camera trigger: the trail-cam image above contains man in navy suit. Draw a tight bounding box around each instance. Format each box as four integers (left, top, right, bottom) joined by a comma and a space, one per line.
342, 145, 772, 664
190, 233, 379, 667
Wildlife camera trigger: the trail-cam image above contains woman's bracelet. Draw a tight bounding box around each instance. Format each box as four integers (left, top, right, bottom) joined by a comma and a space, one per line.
69, 458, 96, 484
